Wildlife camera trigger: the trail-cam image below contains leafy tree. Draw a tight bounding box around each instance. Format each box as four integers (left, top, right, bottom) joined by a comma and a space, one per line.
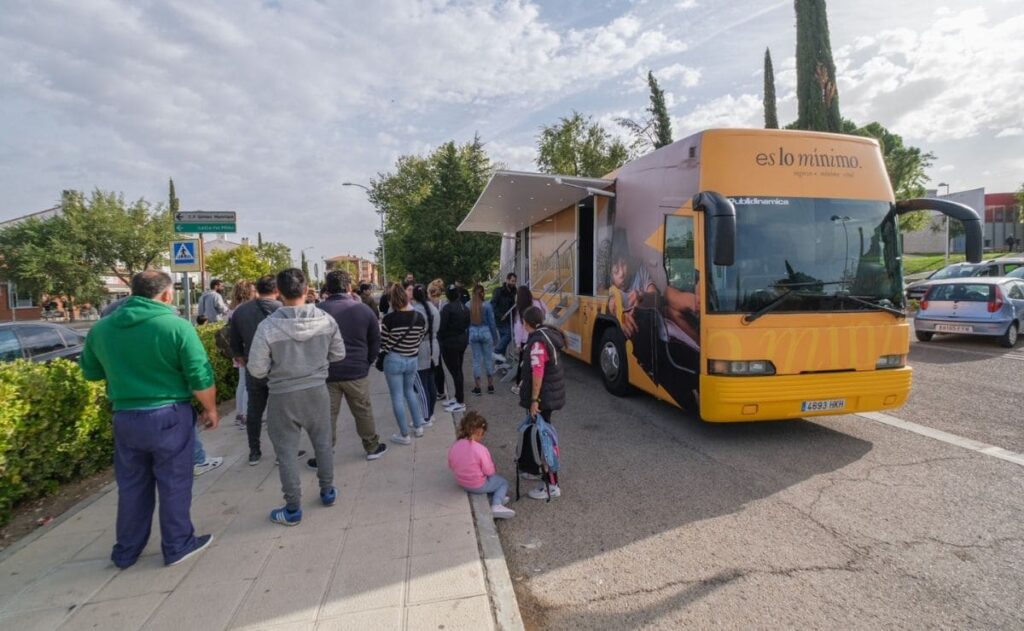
205, 243, 292, 284
795, 0, 841, 132
62, 189, 174, 285
538, 111, 630, 177
0, 216, 105, 315
370, 137, 500, 284
1016, 183, 1024, 222
764, 48, 779, 129
616, 72, 675, 153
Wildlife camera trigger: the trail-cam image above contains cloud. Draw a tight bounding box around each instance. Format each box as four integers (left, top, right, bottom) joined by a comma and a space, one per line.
996, 128, 1024, 138
673, 93, 763, 138
677, 0, 699, 9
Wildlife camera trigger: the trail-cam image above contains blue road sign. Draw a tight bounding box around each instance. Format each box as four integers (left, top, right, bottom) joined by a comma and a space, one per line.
170, 239, 201, 272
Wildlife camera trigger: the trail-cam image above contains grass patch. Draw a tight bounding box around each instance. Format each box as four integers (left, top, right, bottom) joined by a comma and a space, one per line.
903, 252, 1006, 276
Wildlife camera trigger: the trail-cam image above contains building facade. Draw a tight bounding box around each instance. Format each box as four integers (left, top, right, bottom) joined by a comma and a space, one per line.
984, 193, 1022, 252
325, 255, 379, 287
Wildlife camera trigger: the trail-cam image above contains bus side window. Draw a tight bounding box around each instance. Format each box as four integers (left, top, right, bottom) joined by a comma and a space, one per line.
664, 215, 696, 292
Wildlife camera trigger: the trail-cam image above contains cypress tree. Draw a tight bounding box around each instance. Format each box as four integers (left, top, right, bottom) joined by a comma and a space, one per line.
647, 71, 673, 149
168, 178, 179, 213
763, 48, 779, 129
257, 232, 263, 248
795, 0, 841, 132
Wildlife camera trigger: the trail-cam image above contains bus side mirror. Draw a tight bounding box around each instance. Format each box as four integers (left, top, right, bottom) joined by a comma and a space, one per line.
893, 198, 983, 263
693, 191, 736, 267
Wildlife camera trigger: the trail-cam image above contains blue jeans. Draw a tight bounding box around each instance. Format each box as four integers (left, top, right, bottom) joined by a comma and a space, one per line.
464, 474, 509, 509
469, 329, 495, 379
112, 403, 198, 567
383, 353, 423, 436
193, 425, 206, 465
496, 322, 512, 358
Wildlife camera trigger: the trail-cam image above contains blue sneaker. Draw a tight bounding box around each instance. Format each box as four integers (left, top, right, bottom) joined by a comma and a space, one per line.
320, 487, 337, 506
269, 506, 302, 526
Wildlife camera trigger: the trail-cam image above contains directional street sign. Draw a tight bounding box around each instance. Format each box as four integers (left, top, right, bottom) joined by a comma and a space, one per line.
170, 239, 202, 272
174, 211, 237, 234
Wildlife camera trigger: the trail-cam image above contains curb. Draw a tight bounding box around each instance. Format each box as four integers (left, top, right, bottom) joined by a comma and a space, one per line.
469, 492, 525, 631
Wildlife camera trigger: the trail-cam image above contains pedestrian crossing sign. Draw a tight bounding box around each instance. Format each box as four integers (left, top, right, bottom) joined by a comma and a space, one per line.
170, 239, 201, 272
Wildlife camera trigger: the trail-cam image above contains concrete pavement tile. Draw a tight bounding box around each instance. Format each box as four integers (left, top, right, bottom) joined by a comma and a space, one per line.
44, 502, 116, 537
359, 465, 414, 496
180, 537, 273, 586
71, 530, 115, 562
316, 606, 402, 630
60, 592, 167, 631
240, 622, 316, 631
411, 486, 469, 520
410, 512, 478, 558
339, 521, 410, 562
92, 552, 192, 601
0, 529, 105, 595
263, 532, 345, 575
319, 557, 406, 618
5, 558, 117, 612
407, 546, 486, 605
405, 595, 495, 631
229, 567, 332, 629
0, 606, 69, 630
219, 509, 290, 542
410, 467, 454, 492
144, 578, 253, 631
349, 491, 412, 527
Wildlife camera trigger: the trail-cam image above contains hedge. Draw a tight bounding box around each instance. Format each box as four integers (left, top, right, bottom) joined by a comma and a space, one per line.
0, 324, 237, 522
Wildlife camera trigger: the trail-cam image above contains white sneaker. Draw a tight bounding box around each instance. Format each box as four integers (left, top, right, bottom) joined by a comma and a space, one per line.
491, 505, 515, 519
422, 417, 434, 428
390, 433, 412, 445
492, 352, 507, 364
527, 484, 561, 500
193, 457, 224, 477
413, 427, 424, 438
442, 400, 458, 410
510, 385, 520, 395
448, 403, 466, 412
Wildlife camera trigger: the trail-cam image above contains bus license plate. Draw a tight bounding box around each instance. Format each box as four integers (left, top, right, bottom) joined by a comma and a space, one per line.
935, 324, 973, 333
801, 399, 845, 412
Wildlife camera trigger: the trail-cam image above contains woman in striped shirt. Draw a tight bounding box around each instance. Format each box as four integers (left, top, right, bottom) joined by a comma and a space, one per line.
381, 283, 427, 445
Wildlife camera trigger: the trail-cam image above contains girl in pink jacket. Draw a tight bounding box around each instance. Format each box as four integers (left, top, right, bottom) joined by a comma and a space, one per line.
447, 412, 515, 519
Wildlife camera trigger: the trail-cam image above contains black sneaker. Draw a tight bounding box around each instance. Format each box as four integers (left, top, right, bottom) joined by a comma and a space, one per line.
306, 457, 318, 470
487, 385, 495, 394
366, 443, 389, 461
166, 534, 213, 566
472, 387, 482, 396
248, 450, 261, 466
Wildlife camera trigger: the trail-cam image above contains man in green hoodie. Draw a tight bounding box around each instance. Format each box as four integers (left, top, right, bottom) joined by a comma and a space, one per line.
80, 270, 219, 569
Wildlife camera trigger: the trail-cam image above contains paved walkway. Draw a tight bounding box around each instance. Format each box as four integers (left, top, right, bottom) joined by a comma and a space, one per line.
0, 371, 499, 630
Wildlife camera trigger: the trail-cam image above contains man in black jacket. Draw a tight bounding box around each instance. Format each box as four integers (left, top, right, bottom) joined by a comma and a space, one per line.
491, 272, 517, 359
312, 270, 387, 466
228, 274, 282, 465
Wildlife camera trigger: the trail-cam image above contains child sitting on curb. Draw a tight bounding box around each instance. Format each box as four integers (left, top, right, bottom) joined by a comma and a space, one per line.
447, 411, 515, 520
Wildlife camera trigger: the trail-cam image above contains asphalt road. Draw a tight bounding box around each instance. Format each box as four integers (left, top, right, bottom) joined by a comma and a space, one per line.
469, 334, 1024, 630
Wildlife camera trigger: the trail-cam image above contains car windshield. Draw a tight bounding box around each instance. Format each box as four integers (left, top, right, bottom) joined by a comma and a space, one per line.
706, 197, 903, 313
926, 283, 992, 302
1008, 267, 1024, 279
931, 265, 982, 280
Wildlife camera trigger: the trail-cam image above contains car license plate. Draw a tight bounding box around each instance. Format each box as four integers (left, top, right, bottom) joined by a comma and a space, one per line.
801, 399, 846, 412
935, 324, 973, 333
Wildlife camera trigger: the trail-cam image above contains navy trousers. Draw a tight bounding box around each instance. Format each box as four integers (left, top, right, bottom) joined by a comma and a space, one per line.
112, 402, 198, 567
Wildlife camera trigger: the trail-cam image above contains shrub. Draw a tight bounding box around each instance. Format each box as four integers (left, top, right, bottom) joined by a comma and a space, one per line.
195, 323, 238, 404
0, 359, 113, 521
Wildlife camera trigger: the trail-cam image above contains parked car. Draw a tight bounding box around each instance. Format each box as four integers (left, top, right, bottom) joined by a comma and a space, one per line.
1007, 267, 1024, 279
914, 278, 1024, 347
905, 257, 1024, 301
0, 322, 86, 363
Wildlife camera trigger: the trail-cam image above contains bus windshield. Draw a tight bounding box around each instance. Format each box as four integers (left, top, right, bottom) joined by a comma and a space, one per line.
706, 197, 903, 314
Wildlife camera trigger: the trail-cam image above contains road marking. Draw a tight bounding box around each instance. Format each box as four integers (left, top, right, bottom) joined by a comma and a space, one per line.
913, 343, 1024, 362
857, 411, 1024, 468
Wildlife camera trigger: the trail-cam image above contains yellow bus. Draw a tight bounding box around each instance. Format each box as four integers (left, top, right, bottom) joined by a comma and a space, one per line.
459, 129, 982, 421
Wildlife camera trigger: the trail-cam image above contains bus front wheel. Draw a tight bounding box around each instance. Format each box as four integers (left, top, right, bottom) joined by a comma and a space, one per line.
599, 328, 631, 396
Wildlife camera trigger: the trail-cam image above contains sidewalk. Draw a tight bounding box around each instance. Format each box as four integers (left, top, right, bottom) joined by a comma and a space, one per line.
0, 370, 511, 630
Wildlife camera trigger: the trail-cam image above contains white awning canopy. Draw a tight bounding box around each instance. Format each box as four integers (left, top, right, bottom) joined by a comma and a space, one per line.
458, 170, 614, 234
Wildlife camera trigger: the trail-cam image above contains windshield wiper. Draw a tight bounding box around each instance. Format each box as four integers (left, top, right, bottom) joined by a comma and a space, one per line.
773, 280, 850, 289
743, 290, 818, 324
832, 292, 906, 317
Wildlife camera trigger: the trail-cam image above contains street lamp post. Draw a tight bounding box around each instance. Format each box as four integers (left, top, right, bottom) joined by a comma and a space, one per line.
342, 182, 385, 287
938, 182, 951, 262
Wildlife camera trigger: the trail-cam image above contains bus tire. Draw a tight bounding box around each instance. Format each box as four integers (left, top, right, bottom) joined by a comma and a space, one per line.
915, 330, 933, 342
598, 328, 630, 396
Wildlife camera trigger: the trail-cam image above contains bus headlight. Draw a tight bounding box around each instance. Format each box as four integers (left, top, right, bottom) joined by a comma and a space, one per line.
708, 360, 776, 376
876, 354, 906, 369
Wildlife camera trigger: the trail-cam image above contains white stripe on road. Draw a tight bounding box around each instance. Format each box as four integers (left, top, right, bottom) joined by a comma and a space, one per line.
857, 411, 1024, 468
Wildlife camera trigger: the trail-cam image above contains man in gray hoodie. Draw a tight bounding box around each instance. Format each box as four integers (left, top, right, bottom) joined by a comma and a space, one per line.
247, 268, 346, 526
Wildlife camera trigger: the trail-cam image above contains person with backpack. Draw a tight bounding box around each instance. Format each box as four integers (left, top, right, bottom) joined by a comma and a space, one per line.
468, 283, 499, 396
448, 411, 515, 519
511, 285, 547, 395
438, 285, 470, 412
380, 283, 427, 445
411, 284, 440, 425
518, 305, 566, 500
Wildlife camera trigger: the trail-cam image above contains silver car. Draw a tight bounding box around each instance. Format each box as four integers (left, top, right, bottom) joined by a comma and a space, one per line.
914, 278, 1024, 347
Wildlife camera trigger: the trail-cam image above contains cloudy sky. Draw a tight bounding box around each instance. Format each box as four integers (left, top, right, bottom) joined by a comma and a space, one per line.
1, 0, 1022, 267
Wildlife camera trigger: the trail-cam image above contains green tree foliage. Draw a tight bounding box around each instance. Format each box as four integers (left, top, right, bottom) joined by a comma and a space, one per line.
616, 73, 675, 153
0, 215, 105, 312
62, 189, 175, 285
300, 250, 310, 280
764, 48, 779, 129
795, 0, 841, 132
205, 243, 292, 284
168, 178, 179, 213
538, 111, 630, 177
1016, 183, 1024, 222
370, 137, 500, 284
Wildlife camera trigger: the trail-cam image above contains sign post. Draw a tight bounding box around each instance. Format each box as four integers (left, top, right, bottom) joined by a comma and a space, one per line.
170, 239, 202, 322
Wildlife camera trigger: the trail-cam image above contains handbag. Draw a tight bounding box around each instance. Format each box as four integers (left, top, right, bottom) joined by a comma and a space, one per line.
375, 313, 422, 371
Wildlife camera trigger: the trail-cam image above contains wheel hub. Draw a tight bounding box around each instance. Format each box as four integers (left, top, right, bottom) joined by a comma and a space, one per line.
600, 341, 620, 381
